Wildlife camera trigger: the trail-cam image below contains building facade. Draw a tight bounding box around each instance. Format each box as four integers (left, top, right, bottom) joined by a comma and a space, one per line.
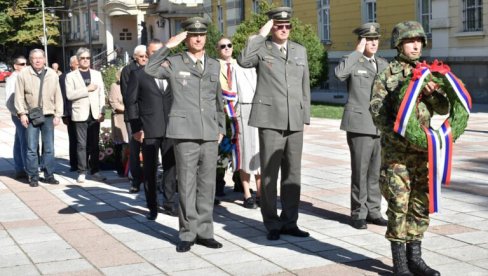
58, 0, 487, 103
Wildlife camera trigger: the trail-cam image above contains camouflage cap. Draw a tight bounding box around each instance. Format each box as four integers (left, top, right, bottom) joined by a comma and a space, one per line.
353, 22, 381, 38
267, 7, 292, 22
181, 17, 211, 34
391, 21, 427, 49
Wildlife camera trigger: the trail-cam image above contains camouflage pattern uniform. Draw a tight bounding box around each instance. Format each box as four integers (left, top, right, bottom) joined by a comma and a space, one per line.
370, 21, 449, 243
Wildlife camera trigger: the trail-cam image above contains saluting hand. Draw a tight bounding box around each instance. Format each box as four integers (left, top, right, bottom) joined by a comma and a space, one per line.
259, 19, 274, 37
356, 38, 366, 53
165, 31, 188, 49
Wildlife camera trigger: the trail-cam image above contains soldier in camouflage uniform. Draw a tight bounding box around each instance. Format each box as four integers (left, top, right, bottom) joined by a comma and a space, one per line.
370, 21, 449, 276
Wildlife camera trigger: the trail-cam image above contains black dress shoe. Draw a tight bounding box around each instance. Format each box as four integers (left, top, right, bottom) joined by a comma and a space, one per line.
366, 216, 388, 226
29, 180, 39, 187
43, 177, 59, 185
267, 229, 281, 240
243, 197, 257, 209
281, 227, 310, 237
162, 208, 178, 217
146, 210, 158, 220
196, 238, 223, 249
176, 241, 194, 252
129, 186, 140, 193
351, 219, 368, 229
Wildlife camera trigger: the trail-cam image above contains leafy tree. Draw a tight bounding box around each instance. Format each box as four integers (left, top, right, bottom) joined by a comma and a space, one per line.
231, 0, 327, 88
0, 0, 61, 54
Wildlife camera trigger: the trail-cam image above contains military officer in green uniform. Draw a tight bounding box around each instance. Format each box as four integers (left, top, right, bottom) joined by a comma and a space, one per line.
370, 21, 448, 276
238, 7, 311, 241
335, 22, 388, 230
145, 17, 226, 253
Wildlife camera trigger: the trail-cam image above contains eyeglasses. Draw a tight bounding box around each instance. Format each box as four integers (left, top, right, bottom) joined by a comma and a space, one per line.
79, 57, 90, 60
273, 24, 292, 30
219, 43, 232, 49
16, 63, 26, 66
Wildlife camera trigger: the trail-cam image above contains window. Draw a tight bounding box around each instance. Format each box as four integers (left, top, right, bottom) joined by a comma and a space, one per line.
283, 0, 292, 7
317, 0, 330, 42
463, 0, 483, 31
217, 4, 224, 32
362, 0, 376, 23
119, 28, 132, 41
252, 0, 260, 13
226, 0, 244, 35
417, 0, 431, 35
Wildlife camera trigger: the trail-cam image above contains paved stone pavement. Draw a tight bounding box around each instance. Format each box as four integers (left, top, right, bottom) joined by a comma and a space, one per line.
1, 93, 488, 275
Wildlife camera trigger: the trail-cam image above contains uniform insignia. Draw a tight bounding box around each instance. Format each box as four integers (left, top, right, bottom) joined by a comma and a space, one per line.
179, 71, 191, 76
357, 70, 367, 74
195, 21, 201, 28
182, 79, 187, 86
281, 11, 288, 18
370, 25, 376, 32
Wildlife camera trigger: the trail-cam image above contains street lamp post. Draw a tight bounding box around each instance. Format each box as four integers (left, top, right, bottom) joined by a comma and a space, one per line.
41, 0, 49, 66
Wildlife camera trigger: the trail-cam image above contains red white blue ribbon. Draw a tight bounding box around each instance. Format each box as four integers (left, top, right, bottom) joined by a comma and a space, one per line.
393, 60, 471, 213
394, 67, 430, 136
222, 89, 241, 171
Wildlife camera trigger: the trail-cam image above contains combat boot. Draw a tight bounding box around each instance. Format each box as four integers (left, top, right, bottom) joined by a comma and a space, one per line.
406, 241, 440, 276
391, 241, 414, 276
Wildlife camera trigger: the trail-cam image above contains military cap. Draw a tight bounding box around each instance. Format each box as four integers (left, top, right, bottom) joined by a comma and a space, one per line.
353, 22, 381, 38
181, 17, 211, 34
267, 7, 292, 22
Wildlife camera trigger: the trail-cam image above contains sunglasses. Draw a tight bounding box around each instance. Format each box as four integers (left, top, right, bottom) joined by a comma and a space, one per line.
16, 63, 26, 66
219, 43, 232, 49
273, 24, 292, 30
79, 57, 91, 60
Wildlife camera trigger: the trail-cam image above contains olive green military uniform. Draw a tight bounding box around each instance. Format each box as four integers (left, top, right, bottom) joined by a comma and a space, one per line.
370, 36, 449, 243
145, 19, 226, 242
335, 22, 388, 222
237, 7, 311, 232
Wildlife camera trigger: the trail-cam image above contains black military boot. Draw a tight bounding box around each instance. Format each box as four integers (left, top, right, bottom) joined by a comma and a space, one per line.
391, 241, 414, 276
406, 241, 440, 276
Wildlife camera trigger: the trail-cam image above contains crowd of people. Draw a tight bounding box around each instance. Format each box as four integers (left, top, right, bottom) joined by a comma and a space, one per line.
5, 6, 447, 275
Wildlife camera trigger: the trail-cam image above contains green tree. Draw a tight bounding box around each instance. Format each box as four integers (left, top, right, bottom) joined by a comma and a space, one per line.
231, 0, 327, 88
0, 0, 61, 51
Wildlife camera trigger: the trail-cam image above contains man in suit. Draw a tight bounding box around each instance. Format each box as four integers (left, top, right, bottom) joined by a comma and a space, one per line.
145, 17, 226, 253
335, 23, 388, 229
238, 7, 311, 241
126, 39, 177, 220
60, 55, 79, 172
66, 48, 106, 183
121, 45, 147, 193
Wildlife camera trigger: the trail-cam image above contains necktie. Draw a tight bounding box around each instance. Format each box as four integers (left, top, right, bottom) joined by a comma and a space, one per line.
226, 63, 232, 90
280, 46, 287, 58
196, 59, 203, 73
370, 58, 377, 71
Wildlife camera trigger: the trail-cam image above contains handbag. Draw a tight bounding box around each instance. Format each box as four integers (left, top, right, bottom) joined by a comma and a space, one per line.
28, 106, 45, 126
28, 69, 46, 126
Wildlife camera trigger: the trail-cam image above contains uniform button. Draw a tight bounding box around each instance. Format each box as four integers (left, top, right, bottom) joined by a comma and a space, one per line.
201, 108, 204, 111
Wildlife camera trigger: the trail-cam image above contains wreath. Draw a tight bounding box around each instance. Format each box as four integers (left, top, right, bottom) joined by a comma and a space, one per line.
393, 60, 471, 149
392, 60, 472, 213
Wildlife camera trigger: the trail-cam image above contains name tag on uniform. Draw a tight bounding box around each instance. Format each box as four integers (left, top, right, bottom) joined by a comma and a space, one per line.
179, 71, 191, 77
357, 70, 368, 74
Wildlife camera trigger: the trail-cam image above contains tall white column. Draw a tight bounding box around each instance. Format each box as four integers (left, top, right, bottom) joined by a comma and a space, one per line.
105, 15, 115, 62
430, 0, 450, 57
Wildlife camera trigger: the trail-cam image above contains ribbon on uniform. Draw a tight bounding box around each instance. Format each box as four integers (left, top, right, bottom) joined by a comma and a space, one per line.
394, 60, 471, 213
222, 88, 241, 171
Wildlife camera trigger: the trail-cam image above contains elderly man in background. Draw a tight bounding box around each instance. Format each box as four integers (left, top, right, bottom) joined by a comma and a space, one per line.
5, 55, 28, 180
66, 48, 106, 183
14, 49, 63, 187
121, 45, 147, 193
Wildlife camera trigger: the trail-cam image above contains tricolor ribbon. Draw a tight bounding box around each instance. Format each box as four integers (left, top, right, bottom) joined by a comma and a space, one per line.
222, 89, 241, 171
393, 60, 471, 213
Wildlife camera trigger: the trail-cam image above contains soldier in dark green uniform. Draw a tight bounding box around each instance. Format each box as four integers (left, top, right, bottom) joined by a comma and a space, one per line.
145, 17, 226, 253
370, 21, 448, 276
